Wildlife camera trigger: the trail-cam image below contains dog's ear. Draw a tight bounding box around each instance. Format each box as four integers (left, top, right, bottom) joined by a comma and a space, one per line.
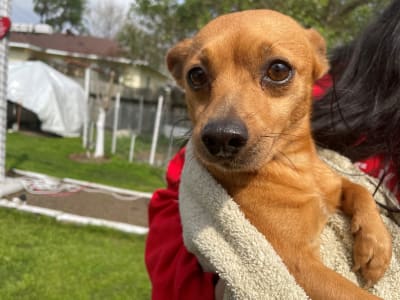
166, 38, 193, 87
306, 28, 329, 80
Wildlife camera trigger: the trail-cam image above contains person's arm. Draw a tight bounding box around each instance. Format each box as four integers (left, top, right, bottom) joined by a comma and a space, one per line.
145, 148, 218, 300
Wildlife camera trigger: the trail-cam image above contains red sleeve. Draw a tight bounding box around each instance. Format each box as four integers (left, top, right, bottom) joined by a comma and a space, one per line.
145, 147, 217, 300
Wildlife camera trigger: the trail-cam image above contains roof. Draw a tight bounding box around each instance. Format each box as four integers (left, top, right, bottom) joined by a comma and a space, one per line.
10, 32, 124, 58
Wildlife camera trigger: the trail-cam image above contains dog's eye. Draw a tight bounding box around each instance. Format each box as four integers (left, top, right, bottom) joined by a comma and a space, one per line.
263, 60, 293, 85
187, 67, 209, 89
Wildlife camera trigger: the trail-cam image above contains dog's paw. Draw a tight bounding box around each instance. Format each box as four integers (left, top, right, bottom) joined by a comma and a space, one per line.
351, 214, 392, 287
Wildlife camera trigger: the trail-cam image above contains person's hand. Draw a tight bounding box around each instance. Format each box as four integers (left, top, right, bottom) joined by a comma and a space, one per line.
215, 278, 225, 300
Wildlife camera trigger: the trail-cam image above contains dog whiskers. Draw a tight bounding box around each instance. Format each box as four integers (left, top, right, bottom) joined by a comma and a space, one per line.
261, 132, 305, 144
276, 150, 299, 173
262, 132, 305, 138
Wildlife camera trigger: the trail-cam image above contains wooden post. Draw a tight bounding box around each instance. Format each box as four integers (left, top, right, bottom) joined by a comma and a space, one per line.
149, 95, 164, 165
111, 92, 121, 154
128, 132, 136, 163
82, 67, 91, 148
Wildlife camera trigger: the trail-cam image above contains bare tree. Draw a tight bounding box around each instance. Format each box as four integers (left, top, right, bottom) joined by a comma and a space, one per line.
83, 0, 127, 39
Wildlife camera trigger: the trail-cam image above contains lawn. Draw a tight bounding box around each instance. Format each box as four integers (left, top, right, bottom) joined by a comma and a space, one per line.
1, 131, 175, 299
5, 131, 167, 192
0, 209, 150, 300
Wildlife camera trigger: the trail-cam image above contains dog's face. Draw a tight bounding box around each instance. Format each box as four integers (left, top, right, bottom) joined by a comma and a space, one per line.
167, 10, 328, 172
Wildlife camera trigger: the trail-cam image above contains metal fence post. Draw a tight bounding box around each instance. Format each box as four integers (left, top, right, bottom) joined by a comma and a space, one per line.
0, 0, 11, 182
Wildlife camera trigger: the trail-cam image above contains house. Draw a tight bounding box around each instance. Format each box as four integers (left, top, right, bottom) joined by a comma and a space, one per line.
9, 24, 168, 98
7, 24, 187, 134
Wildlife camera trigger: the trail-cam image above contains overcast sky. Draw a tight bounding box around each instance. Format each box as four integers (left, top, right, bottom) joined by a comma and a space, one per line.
11, 0, 132, 24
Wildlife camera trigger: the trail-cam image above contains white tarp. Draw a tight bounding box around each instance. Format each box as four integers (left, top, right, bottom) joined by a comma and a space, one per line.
7, 61, 86, 137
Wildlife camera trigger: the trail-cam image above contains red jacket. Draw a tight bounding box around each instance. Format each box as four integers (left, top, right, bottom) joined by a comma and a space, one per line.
145, 148, 218, 300
145, 76, 399, 299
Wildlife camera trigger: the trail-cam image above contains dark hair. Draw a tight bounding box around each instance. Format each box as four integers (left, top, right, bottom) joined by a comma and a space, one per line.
312, 0, 400, 195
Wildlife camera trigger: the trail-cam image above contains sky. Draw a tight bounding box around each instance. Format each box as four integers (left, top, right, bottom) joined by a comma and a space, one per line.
11, 0, 131, 24
12, 0, 39, 23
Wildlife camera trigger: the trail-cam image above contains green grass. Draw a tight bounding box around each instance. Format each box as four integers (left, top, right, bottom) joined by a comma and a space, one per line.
106, 133, 183, 164
0, 209, 150, 300
5, 132, 167, 192
0, 133, 172, 300
2, 131, 173, 298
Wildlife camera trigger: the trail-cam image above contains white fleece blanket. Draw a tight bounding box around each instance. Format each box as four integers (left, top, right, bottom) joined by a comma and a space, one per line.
179, 141, 400, 299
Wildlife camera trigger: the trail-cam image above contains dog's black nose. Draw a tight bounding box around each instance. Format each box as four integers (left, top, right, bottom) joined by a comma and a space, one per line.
201, 119, 248, 158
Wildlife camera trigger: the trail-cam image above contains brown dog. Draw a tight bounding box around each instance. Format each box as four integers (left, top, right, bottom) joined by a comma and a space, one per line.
167, 10, 392, 299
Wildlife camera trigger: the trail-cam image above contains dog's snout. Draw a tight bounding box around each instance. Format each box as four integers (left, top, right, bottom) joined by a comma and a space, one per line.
201, 119, 248, 158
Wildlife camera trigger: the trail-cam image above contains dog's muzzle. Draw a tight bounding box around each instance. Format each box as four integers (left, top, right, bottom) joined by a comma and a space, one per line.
201, 118, 248, 159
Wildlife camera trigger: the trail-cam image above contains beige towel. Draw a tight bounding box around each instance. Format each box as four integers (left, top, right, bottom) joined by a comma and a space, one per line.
180, 141, 400, 299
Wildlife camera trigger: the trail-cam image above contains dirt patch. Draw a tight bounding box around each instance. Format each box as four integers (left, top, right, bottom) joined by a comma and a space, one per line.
5, 189, 150, 227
